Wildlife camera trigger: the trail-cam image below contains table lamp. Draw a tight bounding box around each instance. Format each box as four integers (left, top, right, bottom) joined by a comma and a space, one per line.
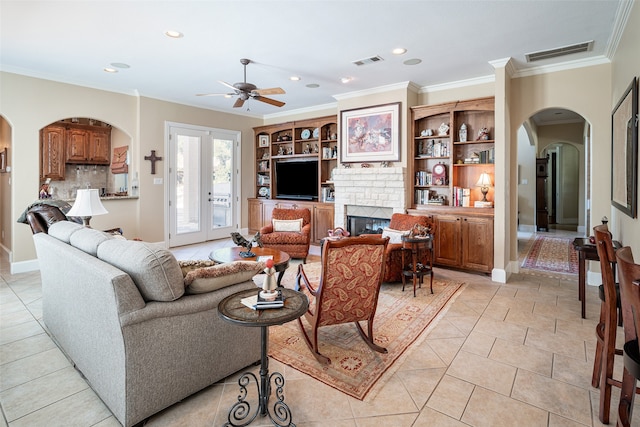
67, 188, 108, 227
476, 172, 493, 202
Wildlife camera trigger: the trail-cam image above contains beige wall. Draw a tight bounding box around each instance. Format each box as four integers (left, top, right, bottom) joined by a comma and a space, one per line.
517, 124, 536, 229
611, 0, 640, 257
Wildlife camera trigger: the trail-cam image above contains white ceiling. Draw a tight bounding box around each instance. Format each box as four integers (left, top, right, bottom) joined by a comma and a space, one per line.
0, 1, 631, 118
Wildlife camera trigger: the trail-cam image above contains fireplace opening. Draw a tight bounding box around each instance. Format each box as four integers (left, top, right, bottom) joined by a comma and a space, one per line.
347, 215, 391, 236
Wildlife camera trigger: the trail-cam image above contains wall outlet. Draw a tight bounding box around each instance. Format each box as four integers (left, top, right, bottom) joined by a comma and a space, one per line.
153, 178, 163, 185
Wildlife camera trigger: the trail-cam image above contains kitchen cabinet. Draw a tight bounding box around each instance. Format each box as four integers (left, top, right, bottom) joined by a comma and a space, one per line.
65, 124, 111, 164
40, 125, 66, 181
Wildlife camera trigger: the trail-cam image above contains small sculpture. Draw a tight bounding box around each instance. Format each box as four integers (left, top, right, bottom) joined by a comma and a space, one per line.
438, 123, 449, 136
259, 259, 278, 301
230, 231, 263, 258
477, 127, 490, 140
459, 123, 467, 142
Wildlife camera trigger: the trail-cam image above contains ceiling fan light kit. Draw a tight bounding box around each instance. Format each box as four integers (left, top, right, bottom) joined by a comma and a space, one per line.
197, 58, 286, 108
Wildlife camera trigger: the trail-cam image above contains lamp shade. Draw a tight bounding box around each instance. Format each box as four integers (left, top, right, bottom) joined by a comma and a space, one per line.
67, 189, 108, 218
475, 172, 493, 187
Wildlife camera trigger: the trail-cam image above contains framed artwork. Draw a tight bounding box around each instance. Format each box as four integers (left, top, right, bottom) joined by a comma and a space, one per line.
611, 77, 638, 218
0, 147, 7, 173
340, 102, 400, 163
258, 134, 270, 148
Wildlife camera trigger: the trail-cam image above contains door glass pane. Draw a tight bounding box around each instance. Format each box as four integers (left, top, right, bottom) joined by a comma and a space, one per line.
211, 138, 233, 229
176, 134, 201, 234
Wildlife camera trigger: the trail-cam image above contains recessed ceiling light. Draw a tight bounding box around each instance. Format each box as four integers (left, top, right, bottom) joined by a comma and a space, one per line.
103, 67, 118, 73
392, 48, 407, 55
340, 77, 353, 84
165, 30, 183, 38
403, 58, 422, 66
290, 76, 301, 81
110, 62, 130, 69
306, 83, 320, 88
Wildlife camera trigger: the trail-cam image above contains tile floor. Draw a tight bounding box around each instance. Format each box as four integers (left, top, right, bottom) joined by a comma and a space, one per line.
2, 233, 640, 426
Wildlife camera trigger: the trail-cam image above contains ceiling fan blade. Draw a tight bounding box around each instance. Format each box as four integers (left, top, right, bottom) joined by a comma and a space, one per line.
255, 96, 285, 107
218, 80, 238, 91
253, 87, 285, 96
233, 98, 245, 108
196, 92, 234, 97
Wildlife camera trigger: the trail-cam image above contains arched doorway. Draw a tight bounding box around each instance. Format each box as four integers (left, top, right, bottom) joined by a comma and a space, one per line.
516, 108, 588, 258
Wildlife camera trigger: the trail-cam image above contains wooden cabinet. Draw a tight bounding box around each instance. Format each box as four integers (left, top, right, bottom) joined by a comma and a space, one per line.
66, 124, 111, 164
40, 125, 66, 181
411, 97, 495, 208
254, 116, 337, 202
248, 198, 334, 244
410, 207, 494, 274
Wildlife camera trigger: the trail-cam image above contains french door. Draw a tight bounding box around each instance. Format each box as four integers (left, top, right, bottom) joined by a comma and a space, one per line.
168, 124, 239, 247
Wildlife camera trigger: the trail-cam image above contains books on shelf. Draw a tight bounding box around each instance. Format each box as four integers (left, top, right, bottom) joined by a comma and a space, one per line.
241, 289, 284, 310
453, 187, 471, 207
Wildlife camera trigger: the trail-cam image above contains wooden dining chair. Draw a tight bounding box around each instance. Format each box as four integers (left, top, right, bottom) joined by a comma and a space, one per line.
616, 246, 640, 427
295, 235, 389, 364
592, 224, 623, 423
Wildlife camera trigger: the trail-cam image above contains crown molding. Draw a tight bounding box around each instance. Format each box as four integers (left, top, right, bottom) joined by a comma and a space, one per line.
606, 0, 635, 59
333, 81, 414, 101
419, 74, 495, 94
513, 55, 611, 78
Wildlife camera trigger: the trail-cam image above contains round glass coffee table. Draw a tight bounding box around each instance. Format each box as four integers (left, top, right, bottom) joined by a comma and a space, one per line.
210, 247, 290, 286
218, 288, 308, 427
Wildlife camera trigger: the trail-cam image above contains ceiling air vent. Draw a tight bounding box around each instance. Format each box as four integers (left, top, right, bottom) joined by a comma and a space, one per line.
352, 55, 384, 66
525, 40, 593, 62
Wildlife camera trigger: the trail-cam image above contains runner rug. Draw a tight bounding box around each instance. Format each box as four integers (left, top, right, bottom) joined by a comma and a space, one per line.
521, 235, 578, 274
269, 263, 465, 400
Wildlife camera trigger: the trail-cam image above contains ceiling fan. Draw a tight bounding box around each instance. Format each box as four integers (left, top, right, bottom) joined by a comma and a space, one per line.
197, 58, 285, 108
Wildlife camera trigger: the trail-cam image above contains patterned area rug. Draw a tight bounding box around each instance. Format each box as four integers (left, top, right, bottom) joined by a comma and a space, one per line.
521, 235, 578, 274
269, 263, 465, 400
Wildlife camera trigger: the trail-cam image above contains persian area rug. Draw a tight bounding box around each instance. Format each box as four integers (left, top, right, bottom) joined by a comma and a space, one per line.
269, 263, 465, 400
521, 235, 578, 274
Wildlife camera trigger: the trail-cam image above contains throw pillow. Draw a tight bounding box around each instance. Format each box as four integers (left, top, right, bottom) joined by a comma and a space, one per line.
97, 240, 184, 302
381, 227, 410, 244
178, 259, 217, 276
272, 218, 303, 232
185, 261, 265, 294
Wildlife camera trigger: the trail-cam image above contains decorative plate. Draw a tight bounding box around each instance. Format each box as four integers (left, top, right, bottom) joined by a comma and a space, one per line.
258, 187, 269, 197
301, 129, 311, 140
313, 127, 319, 138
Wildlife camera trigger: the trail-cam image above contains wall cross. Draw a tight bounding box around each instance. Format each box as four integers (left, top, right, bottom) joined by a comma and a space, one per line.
144, 150, 163, 175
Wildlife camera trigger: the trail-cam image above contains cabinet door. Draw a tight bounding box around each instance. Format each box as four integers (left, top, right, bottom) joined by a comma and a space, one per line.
88, 130, 111, 164
66, 128, 89, 163
40, 126, 66, 181
434, 215, 461, 267
462, 216, 493, 272
248, 199, 264, 234
313, 204, 334, 243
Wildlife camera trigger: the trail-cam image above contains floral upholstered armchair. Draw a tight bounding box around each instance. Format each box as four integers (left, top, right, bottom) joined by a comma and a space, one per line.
371, 213, 435, 283
259, 208, 312, 263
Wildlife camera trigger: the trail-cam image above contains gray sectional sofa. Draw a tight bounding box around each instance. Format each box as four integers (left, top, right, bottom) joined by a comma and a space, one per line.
33, 221, 262, 426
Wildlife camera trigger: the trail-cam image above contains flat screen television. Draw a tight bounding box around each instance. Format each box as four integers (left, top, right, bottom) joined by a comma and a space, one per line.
274, 159, 318, 200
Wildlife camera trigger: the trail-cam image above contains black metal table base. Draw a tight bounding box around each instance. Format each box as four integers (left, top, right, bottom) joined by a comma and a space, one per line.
224, 327, 295, 427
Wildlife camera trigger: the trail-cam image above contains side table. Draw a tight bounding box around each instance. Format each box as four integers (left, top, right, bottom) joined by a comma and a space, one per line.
572, 237, 621, 319
401, 235, 434, 297
218, 288, 308, 427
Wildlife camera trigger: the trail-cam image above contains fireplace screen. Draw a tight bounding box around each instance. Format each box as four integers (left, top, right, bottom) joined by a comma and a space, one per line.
347, 216, 391, 236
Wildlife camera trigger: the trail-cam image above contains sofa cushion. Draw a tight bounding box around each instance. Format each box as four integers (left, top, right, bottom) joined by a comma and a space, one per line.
272, 218, 303, 232
48, 221, 84, 243
97, 240, 184, 302
185, 261, 264, 294
381, 227, 410, 244
69, 227, 114, 256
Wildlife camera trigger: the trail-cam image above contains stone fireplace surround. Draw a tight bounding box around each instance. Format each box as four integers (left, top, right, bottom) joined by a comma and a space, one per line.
332, 166, 407, 230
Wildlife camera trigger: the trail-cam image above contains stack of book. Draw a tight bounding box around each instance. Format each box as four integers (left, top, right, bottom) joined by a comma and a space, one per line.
241, 289, 284, 310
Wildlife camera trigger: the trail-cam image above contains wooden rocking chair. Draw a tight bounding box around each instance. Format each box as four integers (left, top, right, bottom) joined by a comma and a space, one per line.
295, 235, 389, 364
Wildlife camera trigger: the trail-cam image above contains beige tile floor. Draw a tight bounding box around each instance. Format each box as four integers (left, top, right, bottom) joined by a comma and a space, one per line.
2, 233, 640, 426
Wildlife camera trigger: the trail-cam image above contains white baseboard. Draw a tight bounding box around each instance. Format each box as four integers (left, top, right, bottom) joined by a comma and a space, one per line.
518, 224, 536, 233
492, 267, 508, 283
11, 258, 40, 274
